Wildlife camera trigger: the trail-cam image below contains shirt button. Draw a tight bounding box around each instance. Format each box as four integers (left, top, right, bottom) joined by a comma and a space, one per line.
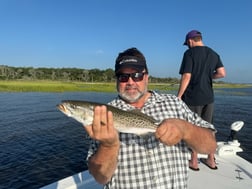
152, 176, 157, 181
148, 150, 153, 156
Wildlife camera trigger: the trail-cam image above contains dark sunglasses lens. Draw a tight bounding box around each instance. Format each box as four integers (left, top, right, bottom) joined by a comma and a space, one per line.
131, 73, 144, 81
118, 74, 130, 82
117, 73, 145, 82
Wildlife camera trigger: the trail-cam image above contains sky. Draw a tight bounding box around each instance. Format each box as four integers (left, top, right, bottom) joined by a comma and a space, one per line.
0, 0, 251, 83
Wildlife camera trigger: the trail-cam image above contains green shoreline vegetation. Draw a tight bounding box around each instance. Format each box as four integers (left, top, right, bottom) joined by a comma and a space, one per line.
1, 66, 251, 93
0, 80, 251, 93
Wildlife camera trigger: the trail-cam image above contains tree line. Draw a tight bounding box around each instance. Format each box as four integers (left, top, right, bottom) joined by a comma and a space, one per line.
0, 65, 180, 83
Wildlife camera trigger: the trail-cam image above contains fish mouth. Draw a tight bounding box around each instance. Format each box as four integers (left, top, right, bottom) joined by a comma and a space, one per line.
57, 104, 66, 113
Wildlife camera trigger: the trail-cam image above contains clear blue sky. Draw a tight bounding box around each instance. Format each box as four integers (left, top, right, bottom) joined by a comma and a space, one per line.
0, 0, 251, 83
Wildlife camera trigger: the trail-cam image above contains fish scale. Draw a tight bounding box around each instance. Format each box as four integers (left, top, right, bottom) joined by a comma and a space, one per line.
57, 100, 159, 136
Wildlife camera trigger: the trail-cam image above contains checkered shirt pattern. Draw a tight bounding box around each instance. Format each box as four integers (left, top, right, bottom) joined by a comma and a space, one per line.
87, 91, 215, 189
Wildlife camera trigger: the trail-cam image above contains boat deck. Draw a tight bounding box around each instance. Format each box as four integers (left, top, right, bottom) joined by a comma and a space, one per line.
189, 154, 252, 189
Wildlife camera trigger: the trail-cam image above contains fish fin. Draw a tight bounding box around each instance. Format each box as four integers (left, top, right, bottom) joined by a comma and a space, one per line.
119, 132, 152, 138
137, 132, 154, 138
118, 128, 155, 138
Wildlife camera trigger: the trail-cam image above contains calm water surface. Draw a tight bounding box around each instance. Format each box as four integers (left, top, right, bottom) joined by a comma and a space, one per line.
0, 89, 251, 189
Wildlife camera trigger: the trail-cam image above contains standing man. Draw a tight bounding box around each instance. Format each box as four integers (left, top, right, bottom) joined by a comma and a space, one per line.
85, 47, 217, 188
178, 30, 226, 171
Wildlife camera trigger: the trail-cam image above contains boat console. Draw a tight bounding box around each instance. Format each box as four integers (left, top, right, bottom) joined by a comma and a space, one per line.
216, 121, 244, 156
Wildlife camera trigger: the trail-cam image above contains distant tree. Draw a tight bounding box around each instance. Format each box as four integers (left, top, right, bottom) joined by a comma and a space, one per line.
0, 65, 182, 84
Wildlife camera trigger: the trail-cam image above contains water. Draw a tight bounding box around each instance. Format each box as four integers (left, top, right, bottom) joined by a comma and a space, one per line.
213, 88, 252, 161
0, 89, 251, 189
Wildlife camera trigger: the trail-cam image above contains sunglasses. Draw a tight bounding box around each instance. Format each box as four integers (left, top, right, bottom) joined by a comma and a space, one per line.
116, 72, 146, 82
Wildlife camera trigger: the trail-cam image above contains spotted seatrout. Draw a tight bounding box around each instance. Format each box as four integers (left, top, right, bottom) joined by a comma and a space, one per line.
57, 100, 159, 136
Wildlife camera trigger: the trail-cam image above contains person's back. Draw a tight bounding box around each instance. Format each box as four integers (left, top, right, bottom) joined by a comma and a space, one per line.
180, 46, 223, 106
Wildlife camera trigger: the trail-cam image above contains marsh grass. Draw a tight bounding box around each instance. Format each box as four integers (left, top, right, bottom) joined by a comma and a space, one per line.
0, 80, 251, 92
0, 80, 118, 92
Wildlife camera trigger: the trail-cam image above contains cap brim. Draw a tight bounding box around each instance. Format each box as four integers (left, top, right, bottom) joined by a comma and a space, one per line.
115, 63, 144, 73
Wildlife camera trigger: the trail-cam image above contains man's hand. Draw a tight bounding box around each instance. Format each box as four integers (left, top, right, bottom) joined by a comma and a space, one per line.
155, 119, 185, 146
155, 118, 217, 154
84, 105, 119, 147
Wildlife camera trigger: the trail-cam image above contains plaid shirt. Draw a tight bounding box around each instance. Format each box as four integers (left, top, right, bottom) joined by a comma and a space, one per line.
87, 91, 215, 189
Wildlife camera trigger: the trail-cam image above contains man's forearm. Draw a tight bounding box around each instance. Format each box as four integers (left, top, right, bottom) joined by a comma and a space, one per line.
213, 67, 226, 79
178, 73, 191, 98
183, 121, 217, 154
88, 142, 120, 184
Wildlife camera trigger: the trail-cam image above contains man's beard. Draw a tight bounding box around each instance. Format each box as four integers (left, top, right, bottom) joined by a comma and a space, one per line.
119, 87, 147, 103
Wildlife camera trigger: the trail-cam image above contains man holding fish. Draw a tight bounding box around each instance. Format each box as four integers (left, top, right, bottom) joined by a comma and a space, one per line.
58, 47, 217, 188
